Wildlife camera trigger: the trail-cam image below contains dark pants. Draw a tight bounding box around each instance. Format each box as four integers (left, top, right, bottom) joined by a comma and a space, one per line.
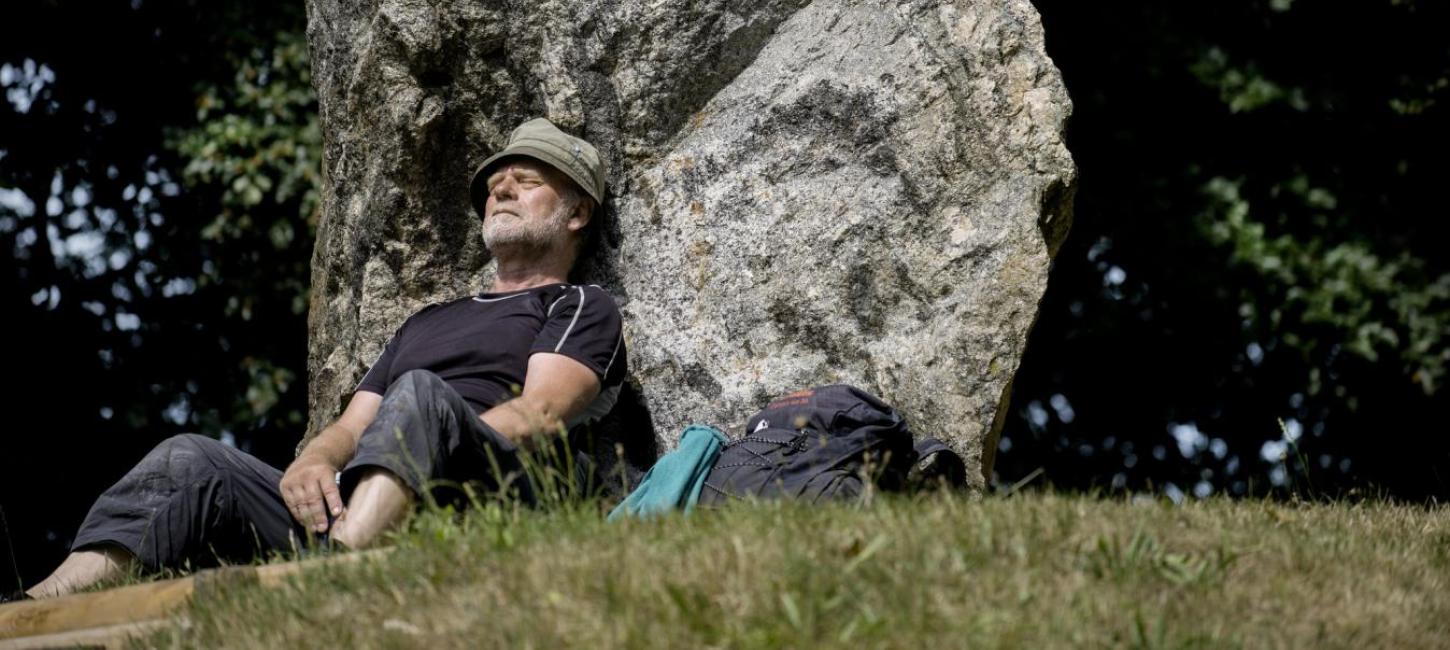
70, 369, 528, 570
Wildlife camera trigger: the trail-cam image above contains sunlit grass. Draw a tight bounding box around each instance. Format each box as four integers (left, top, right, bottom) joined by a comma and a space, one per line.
130, 490, 1448, 649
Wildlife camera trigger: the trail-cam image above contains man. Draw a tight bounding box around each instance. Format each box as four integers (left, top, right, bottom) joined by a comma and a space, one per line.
21, 118, 627, 600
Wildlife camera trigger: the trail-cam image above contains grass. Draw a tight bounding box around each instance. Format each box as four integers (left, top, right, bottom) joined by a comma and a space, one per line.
125, 489, 1449, 649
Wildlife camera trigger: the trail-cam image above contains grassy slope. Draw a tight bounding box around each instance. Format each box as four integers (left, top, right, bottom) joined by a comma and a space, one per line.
139, 493, 1448, 649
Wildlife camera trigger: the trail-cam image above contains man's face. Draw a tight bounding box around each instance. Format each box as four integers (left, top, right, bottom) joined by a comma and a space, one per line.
481, 158, 581, 254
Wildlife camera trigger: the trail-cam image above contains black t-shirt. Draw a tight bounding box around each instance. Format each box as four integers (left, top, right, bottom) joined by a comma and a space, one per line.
355, 284, 627, 422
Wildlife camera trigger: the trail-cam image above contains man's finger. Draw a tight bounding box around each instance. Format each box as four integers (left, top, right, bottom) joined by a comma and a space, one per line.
302, 483, 328, 531
284, 487, 309, 527
320, 477, 344, 518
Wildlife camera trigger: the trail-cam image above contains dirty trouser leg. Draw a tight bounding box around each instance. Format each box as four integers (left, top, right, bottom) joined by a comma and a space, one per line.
339, 369, 536, 507
70, 434, 309, 571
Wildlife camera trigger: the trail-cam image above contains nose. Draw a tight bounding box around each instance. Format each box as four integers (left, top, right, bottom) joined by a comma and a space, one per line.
491, 173, 518, 201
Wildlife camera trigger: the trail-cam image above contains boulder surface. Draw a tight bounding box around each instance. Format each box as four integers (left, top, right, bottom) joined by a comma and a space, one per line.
302, 0, 1075, 489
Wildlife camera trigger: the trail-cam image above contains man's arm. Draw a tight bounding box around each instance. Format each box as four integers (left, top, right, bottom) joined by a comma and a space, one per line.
280, 390, 383, 532
480, 352, 601, 445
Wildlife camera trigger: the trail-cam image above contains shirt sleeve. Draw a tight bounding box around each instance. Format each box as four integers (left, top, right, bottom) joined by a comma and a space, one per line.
530, 285, 626, 385
354, 328, 403, 396
354, 304, 437, 395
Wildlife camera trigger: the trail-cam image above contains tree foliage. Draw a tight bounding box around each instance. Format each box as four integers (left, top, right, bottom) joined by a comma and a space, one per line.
0, 0, 315, 585
166, 29, 321, 432
998, 0, 1450, 500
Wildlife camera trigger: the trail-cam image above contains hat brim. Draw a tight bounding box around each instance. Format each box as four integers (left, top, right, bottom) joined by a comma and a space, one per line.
468, 145, 602, 220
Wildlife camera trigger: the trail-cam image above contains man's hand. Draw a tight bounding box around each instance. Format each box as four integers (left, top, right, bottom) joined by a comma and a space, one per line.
280, 455, 345, 533
280, 391, 382, 533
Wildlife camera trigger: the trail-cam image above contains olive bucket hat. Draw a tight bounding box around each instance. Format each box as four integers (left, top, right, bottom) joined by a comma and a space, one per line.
469, 118, 607, 219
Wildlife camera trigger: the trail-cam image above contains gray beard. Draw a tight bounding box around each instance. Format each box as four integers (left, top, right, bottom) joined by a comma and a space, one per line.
482, 200, 572, 259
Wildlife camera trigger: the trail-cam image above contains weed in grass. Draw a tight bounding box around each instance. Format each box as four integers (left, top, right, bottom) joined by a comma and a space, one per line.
1279, 416, 1316, 497
1085, 528, 1237, 588
1129, 609, 1169, 650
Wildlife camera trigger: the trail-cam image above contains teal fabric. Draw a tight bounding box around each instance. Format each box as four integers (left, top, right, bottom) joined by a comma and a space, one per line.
608, 425, 727, 521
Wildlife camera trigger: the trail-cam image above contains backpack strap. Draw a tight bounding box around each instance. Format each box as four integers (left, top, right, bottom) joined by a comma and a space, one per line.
909, 438, 966, 489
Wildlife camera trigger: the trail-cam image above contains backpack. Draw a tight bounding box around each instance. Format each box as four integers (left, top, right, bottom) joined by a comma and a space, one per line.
697, 384, 965, 504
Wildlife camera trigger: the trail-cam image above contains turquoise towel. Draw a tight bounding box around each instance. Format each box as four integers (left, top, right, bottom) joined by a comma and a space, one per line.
608, 425, 727, 521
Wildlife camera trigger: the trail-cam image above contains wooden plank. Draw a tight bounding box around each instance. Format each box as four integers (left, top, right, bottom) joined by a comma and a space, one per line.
0, 549, 389, 643
0, 577, 194, 640
0, 619, 177, 650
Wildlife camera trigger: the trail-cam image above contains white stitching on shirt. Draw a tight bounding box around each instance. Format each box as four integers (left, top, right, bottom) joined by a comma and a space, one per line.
553, 286, 586, 352
603, 331, 622, 376
472, 292, 528, 303
546, 293, 570, 317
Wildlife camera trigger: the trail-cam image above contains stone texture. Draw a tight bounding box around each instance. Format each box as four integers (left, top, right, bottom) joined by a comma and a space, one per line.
302, 0, 1075, 490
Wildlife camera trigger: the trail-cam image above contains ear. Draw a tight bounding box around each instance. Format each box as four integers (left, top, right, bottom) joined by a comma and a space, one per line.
567, 200, 593, 234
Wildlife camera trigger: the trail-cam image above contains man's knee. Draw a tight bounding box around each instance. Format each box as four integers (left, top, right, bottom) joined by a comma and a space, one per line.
391, 369, 448, 397
139, 433, 228, 483
379, 369, 455, 418
361, 369, 464, 451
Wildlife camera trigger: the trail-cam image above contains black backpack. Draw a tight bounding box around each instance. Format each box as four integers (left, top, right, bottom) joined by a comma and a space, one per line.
697, 384, 965, 504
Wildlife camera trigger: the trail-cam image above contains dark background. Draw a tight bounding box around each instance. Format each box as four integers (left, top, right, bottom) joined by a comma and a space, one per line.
996, 0, 1449, 503
2, 1, 1446, 589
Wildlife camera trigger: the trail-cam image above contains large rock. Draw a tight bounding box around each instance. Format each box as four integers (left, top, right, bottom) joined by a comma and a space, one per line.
302, 0, 1075, 490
